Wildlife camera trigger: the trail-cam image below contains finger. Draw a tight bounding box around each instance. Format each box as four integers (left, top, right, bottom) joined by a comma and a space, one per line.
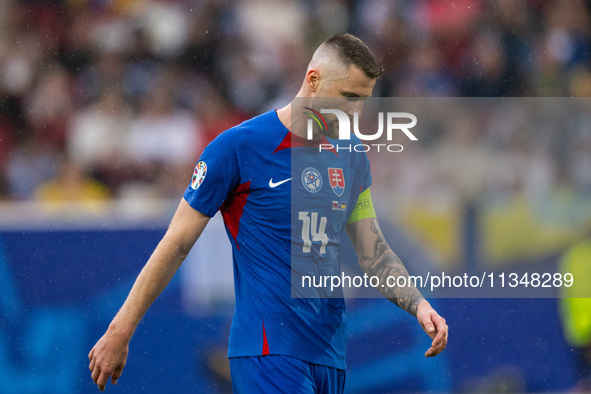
426, 339, 445, 357
424, 322, 435, 335
431, 326, 448, 350
431, 317, 447, 342
88, 348, 94, 361
420, 316, 436, 334
97, 370, 112, 392
421, 322, 436, 341
89, 358, 95, 372
425, 346, 442, 357
431, 324, 447, 348
434, 316, 447, 332
91, 366, 101, 384
111, 364, 125, 385
426, 326, 448, 357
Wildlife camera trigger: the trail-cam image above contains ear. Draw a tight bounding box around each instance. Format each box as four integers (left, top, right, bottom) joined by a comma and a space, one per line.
306, 69, 320, 92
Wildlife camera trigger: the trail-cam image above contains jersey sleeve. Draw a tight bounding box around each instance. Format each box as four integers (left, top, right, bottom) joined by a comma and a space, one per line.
357, 149, 372, 193
183, 129, 241, 217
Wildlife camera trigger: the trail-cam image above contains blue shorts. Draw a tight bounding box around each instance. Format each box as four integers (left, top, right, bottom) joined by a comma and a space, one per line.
229, 355, 345, 394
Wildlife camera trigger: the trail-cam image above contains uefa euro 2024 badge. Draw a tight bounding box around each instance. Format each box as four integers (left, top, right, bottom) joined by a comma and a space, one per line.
191, 161, 207, 190
301, 167, 323, 193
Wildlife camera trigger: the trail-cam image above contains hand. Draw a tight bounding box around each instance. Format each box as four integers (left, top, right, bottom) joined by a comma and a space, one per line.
416, 299, 448, 357
88, 326, 130, 391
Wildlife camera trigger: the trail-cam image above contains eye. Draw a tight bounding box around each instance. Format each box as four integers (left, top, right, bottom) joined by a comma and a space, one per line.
344, 95, 362, 102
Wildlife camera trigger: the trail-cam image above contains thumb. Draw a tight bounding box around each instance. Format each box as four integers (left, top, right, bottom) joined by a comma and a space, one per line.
420, 316, 435, 334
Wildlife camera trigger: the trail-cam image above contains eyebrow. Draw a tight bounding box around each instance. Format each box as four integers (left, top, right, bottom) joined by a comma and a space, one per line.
340, 90, 370, 98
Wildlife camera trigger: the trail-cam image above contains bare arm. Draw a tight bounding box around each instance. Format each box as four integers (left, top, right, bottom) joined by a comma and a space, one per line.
346, 216, 448, 357
89, 198, 210, 391
346, 217, 424, 314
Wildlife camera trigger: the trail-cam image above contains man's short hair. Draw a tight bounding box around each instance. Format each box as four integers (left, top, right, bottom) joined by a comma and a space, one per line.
322, 33, 385, 80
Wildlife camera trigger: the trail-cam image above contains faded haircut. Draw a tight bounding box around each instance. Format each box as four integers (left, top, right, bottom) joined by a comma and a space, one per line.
321, 33, 385, 79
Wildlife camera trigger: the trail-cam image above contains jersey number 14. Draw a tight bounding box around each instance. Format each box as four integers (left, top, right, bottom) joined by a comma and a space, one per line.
298, 211, 329, 254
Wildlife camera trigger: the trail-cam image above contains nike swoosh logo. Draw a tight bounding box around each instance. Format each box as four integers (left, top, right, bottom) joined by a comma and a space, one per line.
269, 177, 293, 188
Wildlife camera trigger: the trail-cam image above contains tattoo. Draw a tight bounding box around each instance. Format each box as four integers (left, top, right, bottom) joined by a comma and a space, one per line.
370, 219, 386, 258
363, 219, 424, 316
370, 218, 379, 234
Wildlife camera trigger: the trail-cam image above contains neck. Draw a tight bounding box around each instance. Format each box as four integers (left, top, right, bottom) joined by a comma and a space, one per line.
277, 87, 314, 139
277, 81, 313, 137
278, 101, 311, 140
276, 102, 291, 131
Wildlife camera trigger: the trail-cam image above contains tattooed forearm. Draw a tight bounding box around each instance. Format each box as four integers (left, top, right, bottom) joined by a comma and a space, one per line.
361, 219, 425, 316
369, 218, 385, 257
371, 250, 424, 316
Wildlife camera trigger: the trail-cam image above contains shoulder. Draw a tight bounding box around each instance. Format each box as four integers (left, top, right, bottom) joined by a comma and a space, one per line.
206, 111, 285, 150
223, 111, 281, 137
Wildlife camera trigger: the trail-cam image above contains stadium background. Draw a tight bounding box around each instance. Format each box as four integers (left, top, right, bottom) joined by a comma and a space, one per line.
1, 0, 590, 392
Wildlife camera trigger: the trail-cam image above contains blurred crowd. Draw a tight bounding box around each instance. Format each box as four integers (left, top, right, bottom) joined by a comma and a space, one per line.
1, 0, 591, 203
371, 98, 591, 205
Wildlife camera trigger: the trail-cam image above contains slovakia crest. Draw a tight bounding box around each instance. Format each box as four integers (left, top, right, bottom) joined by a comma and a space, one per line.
301, 167, 323, 193
191, 161, 207, 190
328, 168, 345, 197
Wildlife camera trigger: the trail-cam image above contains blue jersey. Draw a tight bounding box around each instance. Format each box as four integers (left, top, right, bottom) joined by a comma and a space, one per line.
183, 110, 371, 369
